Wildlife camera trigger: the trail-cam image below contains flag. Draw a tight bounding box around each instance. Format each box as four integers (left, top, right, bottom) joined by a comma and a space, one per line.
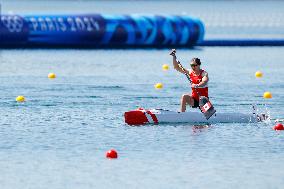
201, 102, 212, 113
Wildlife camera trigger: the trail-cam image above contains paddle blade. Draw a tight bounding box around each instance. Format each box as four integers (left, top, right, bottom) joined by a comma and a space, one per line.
199, 96, 216, 120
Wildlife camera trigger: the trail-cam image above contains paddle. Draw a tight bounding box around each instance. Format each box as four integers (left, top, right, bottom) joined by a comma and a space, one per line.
170, 49, 216, 120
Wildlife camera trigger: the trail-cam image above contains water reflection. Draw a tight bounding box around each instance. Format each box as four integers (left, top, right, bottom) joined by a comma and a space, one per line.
192, 124, 211, 133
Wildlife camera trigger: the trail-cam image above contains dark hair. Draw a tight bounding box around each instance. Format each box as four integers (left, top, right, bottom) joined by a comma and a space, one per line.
191, 58, 201, 65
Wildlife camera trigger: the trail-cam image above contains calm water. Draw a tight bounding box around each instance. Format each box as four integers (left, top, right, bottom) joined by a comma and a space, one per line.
1, 1, 284, 189
1, 47, 284, 189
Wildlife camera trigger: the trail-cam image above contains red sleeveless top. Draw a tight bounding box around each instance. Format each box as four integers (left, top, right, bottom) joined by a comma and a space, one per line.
190, 69, 208, 101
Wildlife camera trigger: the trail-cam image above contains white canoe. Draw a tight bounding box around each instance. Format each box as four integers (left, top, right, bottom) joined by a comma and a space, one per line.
124, 108, 268, 125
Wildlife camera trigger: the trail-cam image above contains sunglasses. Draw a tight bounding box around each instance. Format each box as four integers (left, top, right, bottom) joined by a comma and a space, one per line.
190, 64, 198, 67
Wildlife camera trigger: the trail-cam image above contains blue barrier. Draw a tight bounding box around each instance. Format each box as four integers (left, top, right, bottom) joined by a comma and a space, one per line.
0, 14, 204, 48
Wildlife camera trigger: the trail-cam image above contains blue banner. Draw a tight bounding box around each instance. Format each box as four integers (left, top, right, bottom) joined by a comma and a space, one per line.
0, 14, 204, 48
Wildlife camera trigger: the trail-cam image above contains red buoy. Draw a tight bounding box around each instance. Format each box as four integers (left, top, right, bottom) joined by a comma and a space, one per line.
106, 149, 118, 159
274, 123, 284, 131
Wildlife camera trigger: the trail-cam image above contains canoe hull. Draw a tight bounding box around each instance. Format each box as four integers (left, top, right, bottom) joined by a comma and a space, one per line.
124, 108, 267, 125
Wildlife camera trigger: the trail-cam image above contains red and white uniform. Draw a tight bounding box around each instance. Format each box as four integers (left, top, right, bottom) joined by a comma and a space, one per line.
190, 69, 208, 101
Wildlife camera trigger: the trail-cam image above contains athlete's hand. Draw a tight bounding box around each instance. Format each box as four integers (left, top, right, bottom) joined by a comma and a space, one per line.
192, 84, 199, 88
169, 49, 176, 56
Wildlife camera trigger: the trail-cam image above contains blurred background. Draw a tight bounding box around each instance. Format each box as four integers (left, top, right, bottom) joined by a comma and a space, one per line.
1, 0, 284, 42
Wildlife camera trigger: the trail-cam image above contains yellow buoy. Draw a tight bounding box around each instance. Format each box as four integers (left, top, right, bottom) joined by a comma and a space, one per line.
155, 83, 163, 89
16, 95, 25, 102
263, 91, 272, 99
255, 71, 263, 78
48, 73, 56, 79
162, 64, 169, 71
